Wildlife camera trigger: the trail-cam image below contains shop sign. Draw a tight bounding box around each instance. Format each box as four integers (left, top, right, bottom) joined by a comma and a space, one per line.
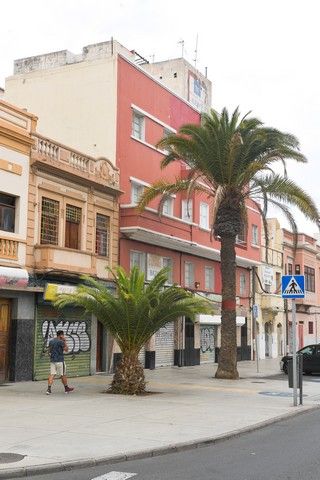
0, 267, 28, 287
262, 265, 274, 286
44, 283, 78, 301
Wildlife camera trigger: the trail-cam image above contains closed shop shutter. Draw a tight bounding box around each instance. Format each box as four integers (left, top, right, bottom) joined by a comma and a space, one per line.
155, 322, 174, 367
34, 304, 91, 380
200, 324, 215, 363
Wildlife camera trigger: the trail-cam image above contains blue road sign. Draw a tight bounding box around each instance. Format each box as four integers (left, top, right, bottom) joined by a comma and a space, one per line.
281, 275, 305, 299
252, 304, 259, 318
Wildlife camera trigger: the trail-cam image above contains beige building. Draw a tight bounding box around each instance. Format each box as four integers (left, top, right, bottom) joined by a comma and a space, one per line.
255, 218, 285, 358
5, 39, 212, 162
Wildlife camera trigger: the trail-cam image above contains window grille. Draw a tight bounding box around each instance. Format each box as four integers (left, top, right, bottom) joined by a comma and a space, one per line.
41, 197, 59, 245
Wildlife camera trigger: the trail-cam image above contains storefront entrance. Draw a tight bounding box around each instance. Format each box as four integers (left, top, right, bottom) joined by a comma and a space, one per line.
0, 299, 10, 382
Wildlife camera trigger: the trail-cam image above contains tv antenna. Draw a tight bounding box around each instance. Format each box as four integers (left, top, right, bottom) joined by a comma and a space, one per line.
178, 39, 185, 57
193, 34, 199, 68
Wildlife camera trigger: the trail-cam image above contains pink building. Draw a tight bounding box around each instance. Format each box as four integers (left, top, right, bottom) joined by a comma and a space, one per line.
283, 230, 320, 351
5, 40, 261, 370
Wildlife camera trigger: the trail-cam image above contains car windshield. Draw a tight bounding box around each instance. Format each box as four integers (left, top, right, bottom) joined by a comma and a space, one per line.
299, 346, 315, 355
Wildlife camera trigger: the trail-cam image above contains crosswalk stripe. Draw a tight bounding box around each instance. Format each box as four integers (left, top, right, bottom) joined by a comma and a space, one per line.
91, 472, 137, 480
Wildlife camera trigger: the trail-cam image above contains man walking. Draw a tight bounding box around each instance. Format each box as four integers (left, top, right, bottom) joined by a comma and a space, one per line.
47, 330, 74, 395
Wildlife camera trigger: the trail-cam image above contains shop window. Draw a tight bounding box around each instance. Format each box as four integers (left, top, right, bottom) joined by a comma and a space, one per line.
65, 204, 81, 250
132, 111, 145, 140
0, 193, 16, 233
184, 262, 194, 288
309, 321, 314, 335
205, 266, 214, 291
40, 197, 59, 245
305, 266, 315, 292
95, 214, 109, 257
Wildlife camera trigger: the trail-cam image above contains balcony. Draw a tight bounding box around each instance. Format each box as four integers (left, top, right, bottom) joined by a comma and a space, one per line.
31, 134, 120, 194
261, 293, 283, 312
34, 245, 109, 278
0, 237, 18, 260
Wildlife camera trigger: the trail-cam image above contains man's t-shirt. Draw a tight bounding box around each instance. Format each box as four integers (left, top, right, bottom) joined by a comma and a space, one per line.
49, 338, 65, 362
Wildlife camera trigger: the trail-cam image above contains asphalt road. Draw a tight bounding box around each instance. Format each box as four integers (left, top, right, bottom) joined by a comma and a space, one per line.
18, 408, 320, 479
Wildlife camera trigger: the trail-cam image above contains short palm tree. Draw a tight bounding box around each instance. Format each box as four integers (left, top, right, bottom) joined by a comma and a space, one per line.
54, 266, 210, 394
139, 107, 319, 380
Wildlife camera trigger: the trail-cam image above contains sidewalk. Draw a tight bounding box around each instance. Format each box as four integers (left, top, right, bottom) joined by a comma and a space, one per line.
0, 359, 319, 478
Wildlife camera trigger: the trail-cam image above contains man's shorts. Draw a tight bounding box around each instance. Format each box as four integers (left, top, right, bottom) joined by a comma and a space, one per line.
50, 362, 66, 377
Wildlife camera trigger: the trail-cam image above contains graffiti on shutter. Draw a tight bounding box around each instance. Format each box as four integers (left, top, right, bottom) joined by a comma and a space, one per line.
155, 322, 174, 367
200, 325, 215, 363
34, 305, 91, 380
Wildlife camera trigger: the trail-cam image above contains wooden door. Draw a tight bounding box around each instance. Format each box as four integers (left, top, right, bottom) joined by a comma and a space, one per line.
0, 299, 10, 383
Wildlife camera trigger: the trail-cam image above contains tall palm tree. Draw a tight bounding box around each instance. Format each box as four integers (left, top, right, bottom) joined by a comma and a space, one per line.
54, 266, 210, 395
139, 108, 319, 380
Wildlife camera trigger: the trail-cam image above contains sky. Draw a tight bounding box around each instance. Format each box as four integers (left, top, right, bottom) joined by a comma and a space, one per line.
1, 0, 319, 234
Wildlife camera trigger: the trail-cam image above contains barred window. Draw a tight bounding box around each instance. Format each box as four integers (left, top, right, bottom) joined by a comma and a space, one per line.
40, 197, 59, 245
96, 214, 109, 257
65, 204, 81, 250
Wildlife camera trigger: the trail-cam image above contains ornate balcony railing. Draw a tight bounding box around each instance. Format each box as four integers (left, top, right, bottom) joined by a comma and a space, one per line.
0, 238, 18, 260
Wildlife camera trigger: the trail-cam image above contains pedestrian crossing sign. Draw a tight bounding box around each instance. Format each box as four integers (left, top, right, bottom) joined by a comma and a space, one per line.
281, 275, 305, 299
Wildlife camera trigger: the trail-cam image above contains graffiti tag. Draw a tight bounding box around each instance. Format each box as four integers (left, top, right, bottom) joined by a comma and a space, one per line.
200, 326, 214, 353
42, 320, 90, 355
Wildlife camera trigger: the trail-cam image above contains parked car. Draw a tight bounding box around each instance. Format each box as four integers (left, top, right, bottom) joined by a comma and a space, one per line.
280, 344, 320, 375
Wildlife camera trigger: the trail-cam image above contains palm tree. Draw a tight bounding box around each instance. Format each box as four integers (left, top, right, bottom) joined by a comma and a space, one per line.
139, 107, 319, 380
54, 266, 210, 395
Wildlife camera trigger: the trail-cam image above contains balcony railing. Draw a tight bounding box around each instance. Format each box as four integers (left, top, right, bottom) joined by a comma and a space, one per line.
32, 134, 120, 190
0, 238, 18, 260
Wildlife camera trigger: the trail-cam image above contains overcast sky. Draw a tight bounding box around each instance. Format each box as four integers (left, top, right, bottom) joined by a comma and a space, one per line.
1, 0, 319, 234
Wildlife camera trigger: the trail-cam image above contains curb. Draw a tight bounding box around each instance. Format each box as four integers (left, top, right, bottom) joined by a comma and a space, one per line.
1, 404, 318, 478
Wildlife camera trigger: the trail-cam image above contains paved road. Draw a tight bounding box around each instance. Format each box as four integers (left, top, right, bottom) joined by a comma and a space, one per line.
19, 408, 320, 479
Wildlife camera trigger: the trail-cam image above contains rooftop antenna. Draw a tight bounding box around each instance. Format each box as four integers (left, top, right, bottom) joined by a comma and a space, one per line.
193, 34, 199, 68
178, 39, 185, 58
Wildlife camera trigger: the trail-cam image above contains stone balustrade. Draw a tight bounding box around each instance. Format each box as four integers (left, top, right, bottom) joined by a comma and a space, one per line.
0, 238, 18, 260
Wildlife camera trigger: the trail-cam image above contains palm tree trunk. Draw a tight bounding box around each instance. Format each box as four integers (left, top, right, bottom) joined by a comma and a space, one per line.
110, 353, 146, 395
215, 235, 239, 379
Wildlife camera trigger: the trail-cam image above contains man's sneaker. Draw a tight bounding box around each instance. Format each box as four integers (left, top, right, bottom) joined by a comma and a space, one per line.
64, 386, 74, 394
46, 388, 52, 395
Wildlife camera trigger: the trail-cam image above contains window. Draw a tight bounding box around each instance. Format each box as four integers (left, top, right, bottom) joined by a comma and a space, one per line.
131, 183, 144, 205
252, 225, 258, 245
240, 273, 246, 296
181, 200, 193, 222
163, 257, 173, 284
184, 262, 194, 288
305, 266, 315, 292
300, 346, 315, 356
193, 78, 201, 97
236, 225, 247, 245
162, 197, 173, 216
65, 204, 81, 250
295, 264, 300, 274
308, 322, 314, 335
205, 266, 214, 291
95, 214, 109, 257
288, 263, 293, 275
199, 202, 209, 229
130, 250, 146, 273
132, 111, 144, 140
40, 197, 59, 245
0, 193, 15, 233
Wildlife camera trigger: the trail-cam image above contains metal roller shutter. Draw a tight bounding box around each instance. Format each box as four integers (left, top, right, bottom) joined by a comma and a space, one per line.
155, 322, 174, 367
200, 324, 215, 363
34, 305, 91, 380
